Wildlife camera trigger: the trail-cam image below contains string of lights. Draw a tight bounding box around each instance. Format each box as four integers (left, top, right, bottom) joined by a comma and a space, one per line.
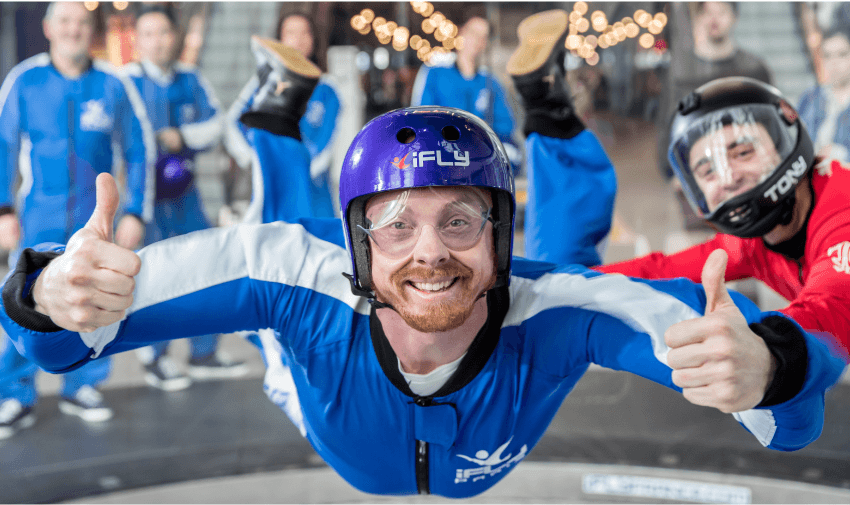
350, 2, 667, 67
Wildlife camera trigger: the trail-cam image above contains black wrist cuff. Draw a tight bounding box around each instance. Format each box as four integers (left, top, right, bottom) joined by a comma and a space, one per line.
750, 315, 808, 408
0, 206, 15, 217
239, 111, 302, 141
2, 248, 64, 332
523, 109, 585, 139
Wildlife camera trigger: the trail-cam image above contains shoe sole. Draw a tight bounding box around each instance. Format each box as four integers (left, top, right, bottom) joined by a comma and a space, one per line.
507, 9, 569, 76
252, 36, 322, 79
188, 364, 251, 381
144, 373, 192, 392
0, 413, 35, 440
58, 401, 113, 422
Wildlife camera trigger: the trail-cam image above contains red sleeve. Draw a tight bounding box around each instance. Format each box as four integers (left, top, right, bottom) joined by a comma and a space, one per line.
779, 162, 850, 356
596, 234, 758, 282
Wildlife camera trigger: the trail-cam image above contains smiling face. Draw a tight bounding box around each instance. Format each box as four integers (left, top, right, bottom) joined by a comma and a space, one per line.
367, 187, 496, 333
136, 12, 178, 69
43, 2, 94, 62
689, 122, 781, 211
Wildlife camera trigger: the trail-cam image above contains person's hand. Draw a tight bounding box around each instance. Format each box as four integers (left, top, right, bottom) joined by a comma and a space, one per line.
157, 127, 184, 153
0, 213, 20, 250
115, 215, 145, 250
32, 173, 141, 333
664, 249, 777, 413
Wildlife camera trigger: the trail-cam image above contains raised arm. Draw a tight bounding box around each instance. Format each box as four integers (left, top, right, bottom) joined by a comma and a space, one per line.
584, 251, 845, 451
0, 173, 357, 373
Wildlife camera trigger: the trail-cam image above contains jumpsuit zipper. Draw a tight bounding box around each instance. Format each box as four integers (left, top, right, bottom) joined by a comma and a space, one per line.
414, 396, 431, 494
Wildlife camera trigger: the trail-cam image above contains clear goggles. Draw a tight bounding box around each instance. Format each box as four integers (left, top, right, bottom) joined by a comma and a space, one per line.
359, 187, 493, 259
668, 104, 797, 216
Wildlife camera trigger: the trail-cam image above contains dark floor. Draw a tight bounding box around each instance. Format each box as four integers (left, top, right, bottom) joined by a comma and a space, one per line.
1, 370, 848, 504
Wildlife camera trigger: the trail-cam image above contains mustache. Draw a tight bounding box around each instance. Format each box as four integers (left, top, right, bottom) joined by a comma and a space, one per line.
390, 260, 473, 287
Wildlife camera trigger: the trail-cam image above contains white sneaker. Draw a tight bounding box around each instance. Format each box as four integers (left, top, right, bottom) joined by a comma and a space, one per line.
188, 351, 250, 381
0, 398, 36, 440
144, 356, 192, 391
58, 385, 113, 422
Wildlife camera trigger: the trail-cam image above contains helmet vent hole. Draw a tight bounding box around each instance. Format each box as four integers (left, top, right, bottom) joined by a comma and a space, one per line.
441, 125, 461, 141
397, 128, 416, 144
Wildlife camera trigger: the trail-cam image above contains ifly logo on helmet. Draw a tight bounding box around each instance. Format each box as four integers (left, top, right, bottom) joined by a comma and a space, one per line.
392, 150, 471, 169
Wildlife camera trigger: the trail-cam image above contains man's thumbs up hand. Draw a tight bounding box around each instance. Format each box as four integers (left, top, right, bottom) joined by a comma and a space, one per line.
32, 174, 142, 333
664, 249, 777, 413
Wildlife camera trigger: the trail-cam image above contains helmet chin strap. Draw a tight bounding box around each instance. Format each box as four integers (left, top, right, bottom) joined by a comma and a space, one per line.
342, 272, 396, 310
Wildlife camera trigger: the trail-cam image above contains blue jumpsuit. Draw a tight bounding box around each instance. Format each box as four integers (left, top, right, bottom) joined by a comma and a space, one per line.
0, 132, 844, 497
0, 54, 155, 404
411, 64, 522, 172
225, 75, 341, 222
124, 59, 224, 362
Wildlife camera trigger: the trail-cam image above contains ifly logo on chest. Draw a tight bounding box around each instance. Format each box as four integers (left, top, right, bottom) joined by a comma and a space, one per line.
392, 150, 471, 169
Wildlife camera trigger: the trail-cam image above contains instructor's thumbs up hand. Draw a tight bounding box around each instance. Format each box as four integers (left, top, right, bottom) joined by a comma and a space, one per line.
664, 249, 777, 413
32, 173, 142, 333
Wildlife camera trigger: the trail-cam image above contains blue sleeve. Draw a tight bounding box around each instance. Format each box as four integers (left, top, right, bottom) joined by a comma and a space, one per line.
0, 221, 358, 374
114, 76, 155, 222
179, 71, 223, 153
223, 76, 259, 169
578, 272, 845, 452
301, 83, 340, 161
0, 73, 22, 208
523, 131, 617, 266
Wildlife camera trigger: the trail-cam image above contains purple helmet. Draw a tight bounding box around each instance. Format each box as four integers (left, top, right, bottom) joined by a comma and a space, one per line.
340, 106, 515, 295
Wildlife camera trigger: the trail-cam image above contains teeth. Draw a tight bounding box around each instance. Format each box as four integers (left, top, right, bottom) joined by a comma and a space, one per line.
412, 280, 453, 292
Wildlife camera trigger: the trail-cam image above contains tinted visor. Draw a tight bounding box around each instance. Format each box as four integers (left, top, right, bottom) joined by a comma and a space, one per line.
668, 104, 798, 217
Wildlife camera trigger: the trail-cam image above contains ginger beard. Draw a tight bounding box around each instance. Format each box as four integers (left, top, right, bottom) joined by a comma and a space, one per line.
372, 246, 497, 333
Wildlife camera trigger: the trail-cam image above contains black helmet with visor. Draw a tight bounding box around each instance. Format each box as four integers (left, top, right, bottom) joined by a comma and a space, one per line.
667, 77, 814, 238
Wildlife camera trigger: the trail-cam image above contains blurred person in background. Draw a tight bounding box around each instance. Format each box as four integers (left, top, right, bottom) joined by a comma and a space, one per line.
797, 25, 850, 163
125, 3, 247, 392
599, 77, 850, 360
224, 12, 341, 224
508, 10, 616, 267
411, 16, 523, 173
661, 2, 773, 233
0, 1, 154, 437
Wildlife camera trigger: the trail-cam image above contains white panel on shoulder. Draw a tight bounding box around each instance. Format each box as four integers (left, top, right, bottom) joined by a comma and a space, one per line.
505, 272, 702, 366
131, 222, 368, 315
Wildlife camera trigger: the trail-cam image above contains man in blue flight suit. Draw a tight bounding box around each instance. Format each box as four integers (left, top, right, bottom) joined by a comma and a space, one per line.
411, 15, 523, 173
224, 12, 341, 223
0, 29, 845, 499
124, 4, 247, 392
0, 1, 154, 437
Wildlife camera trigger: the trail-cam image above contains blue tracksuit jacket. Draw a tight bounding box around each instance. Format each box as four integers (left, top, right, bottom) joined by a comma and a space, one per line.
0, 53, 155, 246
798, 85, 850, 161
224, 75, 341, 220
0, 221, 843, 497
124, 60, 223, 244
